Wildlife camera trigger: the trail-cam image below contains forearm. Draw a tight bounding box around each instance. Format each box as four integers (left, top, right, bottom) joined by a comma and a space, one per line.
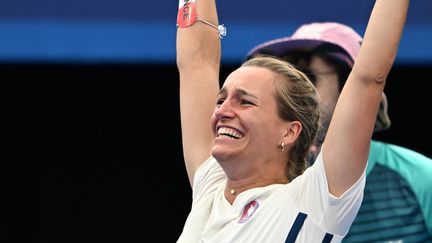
176, 0, 220, 73
352, 0, 409, 82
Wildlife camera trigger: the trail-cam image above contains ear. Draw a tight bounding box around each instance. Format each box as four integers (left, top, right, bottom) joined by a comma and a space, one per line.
282, 121, 302, 145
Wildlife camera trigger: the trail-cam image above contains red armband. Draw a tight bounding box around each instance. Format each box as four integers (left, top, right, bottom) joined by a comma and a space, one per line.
176, 0, 227, 38
177, 0, 197, 28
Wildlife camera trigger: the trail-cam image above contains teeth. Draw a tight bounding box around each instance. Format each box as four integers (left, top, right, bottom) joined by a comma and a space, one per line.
217, 127, 243, 139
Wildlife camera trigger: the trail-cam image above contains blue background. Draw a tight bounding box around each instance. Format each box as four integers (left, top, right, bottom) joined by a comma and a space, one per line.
1, 0, 431, 64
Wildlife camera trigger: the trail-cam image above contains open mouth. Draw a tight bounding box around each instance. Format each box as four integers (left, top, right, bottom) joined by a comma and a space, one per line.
217, 127, 244, 139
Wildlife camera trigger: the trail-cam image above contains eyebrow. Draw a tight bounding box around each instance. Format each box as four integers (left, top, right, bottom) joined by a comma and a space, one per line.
217, 87, 259, 100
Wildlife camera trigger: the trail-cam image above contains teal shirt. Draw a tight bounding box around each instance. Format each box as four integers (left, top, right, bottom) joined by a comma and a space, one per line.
343, 140, 432, 242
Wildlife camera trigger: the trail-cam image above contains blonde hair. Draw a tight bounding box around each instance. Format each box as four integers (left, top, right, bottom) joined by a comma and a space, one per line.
242, 56, 320, 181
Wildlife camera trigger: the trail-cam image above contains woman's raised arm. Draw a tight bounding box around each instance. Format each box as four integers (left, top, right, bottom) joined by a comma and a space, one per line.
176, 0, 222, 185
323, 0, 409, 197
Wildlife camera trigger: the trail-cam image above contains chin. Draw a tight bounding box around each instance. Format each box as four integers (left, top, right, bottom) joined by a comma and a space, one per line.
211, 146, 238, 162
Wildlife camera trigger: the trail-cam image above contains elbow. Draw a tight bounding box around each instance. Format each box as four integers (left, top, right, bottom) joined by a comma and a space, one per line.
178, 56, 220, 79
350, 64, 392, 87
177, 51, 220, 74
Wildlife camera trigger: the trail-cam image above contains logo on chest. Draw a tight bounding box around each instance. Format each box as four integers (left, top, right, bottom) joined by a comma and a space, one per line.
239, 200, 259, 223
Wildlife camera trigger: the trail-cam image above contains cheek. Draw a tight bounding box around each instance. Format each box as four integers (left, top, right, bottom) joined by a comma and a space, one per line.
257, 115, 286, 137
210, 114, 218, 133
249, 125, 279, 151
250, 116, 277, 137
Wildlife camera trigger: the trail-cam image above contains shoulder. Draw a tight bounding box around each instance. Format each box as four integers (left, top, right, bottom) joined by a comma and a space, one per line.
192, 156, 226, 201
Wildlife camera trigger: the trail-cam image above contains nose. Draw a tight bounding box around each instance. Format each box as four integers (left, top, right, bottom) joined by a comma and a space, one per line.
214, 99, 236, 120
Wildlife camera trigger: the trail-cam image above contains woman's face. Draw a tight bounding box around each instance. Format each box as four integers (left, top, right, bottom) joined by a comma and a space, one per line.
210, 66, 289, 164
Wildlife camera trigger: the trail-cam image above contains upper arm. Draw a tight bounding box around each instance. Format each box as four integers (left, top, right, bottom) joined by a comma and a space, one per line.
179, 66, 219, 186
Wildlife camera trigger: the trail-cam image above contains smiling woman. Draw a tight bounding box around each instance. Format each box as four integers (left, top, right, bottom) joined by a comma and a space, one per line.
175, 0, 409, 242
210, 60, 315, 185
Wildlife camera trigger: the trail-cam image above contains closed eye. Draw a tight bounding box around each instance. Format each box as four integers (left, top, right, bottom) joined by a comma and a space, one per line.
216, 98, 225, 106
240, 99, 256, 106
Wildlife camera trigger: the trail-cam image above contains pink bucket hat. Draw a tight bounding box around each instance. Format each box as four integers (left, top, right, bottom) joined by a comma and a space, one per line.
246, 22, 391, 132
246, 22, 362, 67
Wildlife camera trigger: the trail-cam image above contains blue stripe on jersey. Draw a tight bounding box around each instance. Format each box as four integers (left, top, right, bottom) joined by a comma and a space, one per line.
322, 233, 333, 243
285, 212, 307, 243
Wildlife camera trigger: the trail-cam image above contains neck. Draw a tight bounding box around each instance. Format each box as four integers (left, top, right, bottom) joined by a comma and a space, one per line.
225, 178, 288, 196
